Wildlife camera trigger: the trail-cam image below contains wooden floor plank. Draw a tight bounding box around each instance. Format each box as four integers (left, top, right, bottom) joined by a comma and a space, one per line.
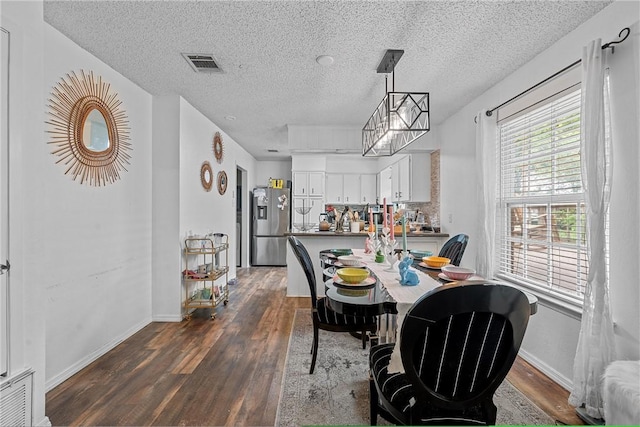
46, 266, 579, 426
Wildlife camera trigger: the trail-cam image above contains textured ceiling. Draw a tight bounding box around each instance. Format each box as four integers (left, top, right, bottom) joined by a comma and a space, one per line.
43, 0, 612, 160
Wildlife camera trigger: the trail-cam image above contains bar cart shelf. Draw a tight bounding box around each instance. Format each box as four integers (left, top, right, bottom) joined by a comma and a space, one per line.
182, 234, 229, 320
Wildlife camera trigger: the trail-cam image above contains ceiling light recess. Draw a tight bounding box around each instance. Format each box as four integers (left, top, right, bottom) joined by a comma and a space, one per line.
362, 49, 430, 157
316, 55, 334, 66
182, 53, 223, 73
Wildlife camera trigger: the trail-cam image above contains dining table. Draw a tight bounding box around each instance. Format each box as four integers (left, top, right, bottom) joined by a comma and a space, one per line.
321, 248, 538, 373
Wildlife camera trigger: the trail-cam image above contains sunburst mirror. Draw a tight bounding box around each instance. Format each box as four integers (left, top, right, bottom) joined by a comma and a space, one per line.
217, 170, 228, 195
213, 132, 224, 164
201, 161, 213, 192
46, 70, 131, 186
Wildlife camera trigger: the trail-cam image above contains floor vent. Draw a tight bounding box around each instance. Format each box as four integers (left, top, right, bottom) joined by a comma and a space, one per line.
182, 53, 223, 73
0, 370, 33, 427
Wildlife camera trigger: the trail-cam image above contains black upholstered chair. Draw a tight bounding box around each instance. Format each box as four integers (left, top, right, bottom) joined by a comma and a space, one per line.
288, 236, 378, 374
369, 281, 530, 425
438, 233, 469, 266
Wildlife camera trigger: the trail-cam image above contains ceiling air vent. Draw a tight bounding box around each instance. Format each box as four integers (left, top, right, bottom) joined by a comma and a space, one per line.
182, 53, 223, 73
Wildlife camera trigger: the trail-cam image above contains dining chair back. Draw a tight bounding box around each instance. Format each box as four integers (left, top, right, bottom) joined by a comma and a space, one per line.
369, 281, 530, 425
438, 233, 469, 266
288, 236, 378, 374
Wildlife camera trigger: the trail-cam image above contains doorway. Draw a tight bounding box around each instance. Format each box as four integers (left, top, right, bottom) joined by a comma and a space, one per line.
236, 166, 247, 267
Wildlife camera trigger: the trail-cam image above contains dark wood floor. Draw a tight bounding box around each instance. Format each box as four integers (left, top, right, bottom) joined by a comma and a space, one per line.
46, 266, 583, 426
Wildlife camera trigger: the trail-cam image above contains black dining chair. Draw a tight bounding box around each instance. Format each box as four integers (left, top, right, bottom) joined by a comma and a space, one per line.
369, 281, 530, 425
288, 236, 378, 374
438, 233, 469, 266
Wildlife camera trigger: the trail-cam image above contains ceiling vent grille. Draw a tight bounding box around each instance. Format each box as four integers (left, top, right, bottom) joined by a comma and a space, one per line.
182, 53, 223, 73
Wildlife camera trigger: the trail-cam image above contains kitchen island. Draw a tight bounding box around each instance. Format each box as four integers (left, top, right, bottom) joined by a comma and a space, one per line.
286, 230, 450, 297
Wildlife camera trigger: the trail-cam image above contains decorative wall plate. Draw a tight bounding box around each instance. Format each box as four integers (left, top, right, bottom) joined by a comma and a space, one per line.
217, 170, 228, 195
201, 161, 213, 192
213, 132, 224, 164
46, 70, 131, 186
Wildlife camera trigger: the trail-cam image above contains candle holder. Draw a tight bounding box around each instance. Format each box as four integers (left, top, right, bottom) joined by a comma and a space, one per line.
365, 231, 379, 254
383, 238, 398, 272
379, 226, 391, 246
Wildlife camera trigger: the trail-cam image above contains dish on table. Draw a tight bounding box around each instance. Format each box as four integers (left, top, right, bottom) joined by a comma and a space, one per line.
332, 275, 376, 289
337, 255, 362, 266
441, 265, 476, 280
336, 267, 369, 283
422, 256, 451, 268
418, 262, 443, 270
409, 249, 433, 259
438, 272, 484, 282
333, 260, 367, 268
323, 249, 352, 258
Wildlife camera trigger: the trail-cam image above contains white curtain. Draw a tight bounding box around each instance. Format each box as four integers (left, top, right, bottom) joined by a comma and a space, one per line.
568, 39, 616, 419
475, 110, 498, 279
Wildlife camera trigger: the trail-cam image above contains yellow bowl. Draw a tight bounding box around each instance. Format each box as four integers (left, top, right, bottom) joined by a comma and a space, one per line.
422, 256, 451, 268
336, 268, 370, 284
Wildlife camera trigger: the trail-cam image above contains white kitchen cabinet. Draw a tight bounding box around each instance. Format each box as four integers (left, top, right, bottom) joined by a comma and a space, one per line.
325, 174, 344, 203
325, 173, 362, 204
378, 166, 393, 202
342, 175, 360, 204
392, 156, 411, 202
379, 154, 431, 203
293, 171, 325, 196
360, 174, 377, 204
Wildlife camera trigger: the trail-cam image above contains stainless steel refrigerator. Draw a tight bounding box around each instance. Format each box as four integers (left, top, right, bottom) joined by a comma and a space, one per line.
251, 187, 290, 266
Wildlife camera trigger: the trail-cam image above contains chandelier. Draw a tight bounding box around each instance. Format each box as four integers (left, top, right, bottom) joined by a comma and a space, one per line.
362, 50, 430, 157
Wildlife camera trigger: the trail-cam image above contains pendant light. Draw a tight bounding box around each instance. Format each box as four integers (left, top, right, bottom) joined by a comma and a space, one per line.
362, 49, 430, 157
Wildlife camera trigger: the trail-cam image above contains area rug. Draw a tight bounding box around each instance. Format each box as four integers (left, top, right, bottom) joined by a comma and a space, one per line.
275, 309, 555, 427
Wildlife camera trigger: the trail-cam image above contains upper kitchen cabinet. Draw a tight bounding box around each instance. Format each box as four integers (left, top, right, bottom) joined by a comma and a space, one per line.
325, 173, 359, 204
360, 173, 377, 204
293, 171, 324, 197
325, 173, 376, 204
378, 154, 430, 202
378, 166, 393, 202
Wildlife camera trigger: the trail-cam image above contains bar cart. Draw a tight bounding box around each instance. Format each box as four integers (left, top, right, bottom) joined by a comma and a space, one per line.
182, 234, 229, 320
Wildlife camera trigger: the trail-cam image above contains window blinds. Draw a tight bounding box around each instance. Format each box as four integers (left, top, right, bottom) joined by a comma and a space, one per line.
497, 89, 587, 300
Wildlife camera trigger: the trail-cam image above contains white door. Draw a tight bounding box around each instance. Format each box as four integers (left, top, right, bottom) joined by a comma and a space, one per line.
1, 27, 10, 376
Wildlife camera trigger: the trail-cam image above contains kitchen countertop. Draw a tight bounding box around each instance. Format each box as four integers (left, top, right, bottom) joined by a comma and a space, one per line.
286, 231, 450, 238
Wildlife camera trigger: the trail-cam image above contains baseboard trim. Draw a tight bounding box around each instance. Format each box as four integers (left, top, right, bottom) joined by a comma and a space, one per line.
518, 348, 574, 391
45, 318, 150, 392
36, 416, 52, 427
152, 314, 182, 322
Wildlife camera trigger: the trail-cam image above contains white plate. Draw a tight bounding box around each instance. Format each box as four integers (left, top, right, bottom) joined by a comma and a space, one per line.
332, 275, 376, 288
438, 272, 484, 282
418, 262, 443, 270
333, 260, 367, 268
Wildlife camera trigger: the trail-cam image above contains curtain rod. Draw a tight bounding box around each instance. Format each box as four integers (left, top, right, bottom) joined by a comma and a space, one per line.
482, 27, 631, 119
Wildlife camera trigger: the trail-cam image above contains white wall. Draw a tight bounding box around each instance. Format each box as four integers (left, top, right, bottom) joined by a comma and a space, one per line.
43, 22, 154, 391
178, 97, 256, 279
437, 1, 640, 387
152, 96, 182, 321
254, 160, 292, 187
2, 3, 261, 424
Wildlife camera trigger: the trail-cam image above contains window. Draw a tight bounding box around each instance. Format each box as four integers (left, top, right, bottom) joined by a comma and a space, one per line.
497, 88, 597, 304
